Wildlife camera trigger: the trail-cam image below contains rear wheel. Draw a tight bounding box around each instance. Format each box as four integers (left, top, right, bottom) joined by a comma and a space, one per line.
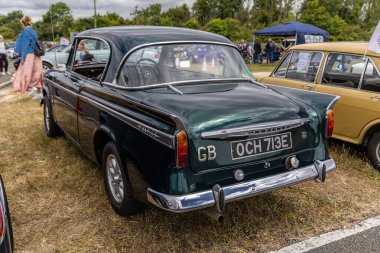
367, 132, 380, 171
102, 142, 143, 216
43, 96, 61, 137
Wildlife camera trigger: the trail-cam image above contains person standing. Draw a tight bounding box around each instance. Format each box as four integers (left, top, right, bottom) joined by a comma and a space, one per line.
12, 15, 43, 99
253, 39, 262, 64
265, 38, 275, 64
0, 35, 10, 75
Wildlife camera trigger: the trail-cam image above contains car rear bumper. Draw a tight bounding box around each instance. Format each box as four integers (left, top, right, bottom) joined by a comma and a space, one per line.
146, 159, 336, 213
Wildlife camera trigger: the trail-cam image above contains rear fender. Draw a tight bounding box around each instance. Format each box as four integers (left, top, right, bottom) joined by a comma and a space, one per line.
267, 84, 340, 115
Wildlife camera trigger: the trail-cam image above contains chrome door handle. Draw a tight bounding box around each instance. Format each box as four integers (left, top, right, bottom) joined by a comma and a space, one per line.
302, 84, 313, 90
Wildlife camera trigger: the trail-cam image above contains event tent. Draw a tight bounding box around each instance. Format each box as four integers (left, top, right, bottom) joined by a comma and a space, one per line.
254, 21, 329, 44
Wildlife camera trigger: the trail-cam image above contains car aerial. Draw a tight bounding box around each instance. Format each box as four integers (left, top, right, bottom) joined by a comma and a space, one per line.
253, 42, 380, 171
0, 176, 13, 253
41, 42, 109, 71
42, 26, 338, 221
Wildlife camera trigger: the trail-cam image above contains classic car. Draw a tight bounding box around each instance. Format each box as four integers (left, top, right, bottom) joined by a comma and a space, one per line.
0, 176, 13, 253
42, 26, 338, 221
253, 42, 380, 171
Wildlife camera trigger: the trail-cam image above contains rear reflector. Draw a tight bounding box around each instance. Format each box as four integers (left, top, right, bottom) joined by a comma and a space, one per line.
176, 131, 188, 168
327, 110, 334, 137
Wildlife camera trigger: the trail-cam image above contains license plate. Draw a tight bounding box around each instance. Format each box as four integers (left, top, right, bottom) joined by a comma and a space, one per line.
231, 132, 292, 160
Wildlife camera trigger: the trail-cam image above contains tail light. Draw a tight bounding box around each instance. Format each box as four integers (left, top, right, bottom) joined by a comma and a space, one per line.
326, 110, 334, 137
176, 131, 188, 168
0, 204, 4, 243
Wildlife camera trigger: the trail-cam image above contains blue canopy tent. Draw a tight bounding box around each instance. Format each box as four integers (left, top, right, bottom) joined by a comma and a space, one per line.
254, 21, 329, 44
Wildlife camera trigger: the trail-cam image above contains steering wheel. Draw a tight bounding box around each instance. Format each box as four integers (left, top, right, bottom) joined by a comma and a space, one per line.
137, 58, 159, 67
136, 58, 159, 85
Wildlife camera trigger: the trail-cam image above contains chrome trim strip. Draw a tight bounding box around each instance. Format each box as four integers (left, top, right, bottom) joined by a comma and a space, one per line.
146, 158, 336, 213
103, 78, 254, 91
67, 35, 112, 83
111, 40, 240, 86
46, 79, 175, 149
200, 118, 310, 139
326, 95, 340, 111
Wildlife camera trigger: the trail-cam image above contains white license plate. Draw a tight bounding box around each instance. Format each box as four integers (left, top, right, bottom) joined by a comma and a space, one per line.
230, 132, 292, 160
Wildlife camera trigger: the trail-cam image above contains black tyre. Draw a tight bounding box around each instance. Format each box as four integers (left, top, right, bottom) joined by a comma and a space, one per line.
0, 176, 14, 251
102, 142, 143, 216
42, 62, 52, 72
43, 95, 61, 137
367, 132, 380, 171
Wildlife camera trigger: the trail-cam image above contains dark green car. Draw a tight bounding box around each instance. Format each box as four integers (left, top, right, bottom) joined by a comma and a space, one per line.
43, 26, 338, 221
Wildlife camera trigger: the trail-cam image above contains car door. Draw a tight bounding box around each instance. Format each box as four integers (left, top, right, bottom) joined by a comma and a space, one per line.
313, 53, 378, 139
261, 50, 323, 91
52, 71, 82, 143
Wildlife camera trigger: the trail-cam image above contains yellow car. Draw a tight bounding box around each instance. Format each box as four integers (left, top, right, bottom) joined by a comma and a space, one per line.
254, 42, 380, 171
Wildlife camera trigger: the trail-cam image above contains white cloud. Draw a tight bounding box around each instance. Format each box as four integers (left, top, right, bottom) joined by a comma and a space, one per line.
0, 0, 196, 21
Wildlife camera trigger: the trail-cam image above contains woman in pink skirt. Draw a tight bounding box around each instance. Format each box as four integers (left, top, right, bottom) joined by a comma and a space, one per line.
13, 15, 43, 99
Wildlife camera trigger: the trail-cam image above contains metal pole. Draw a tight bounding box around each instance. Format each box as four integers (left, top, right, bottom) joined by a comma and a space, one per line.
49, 0, 58, 67
94, 0, 97, 28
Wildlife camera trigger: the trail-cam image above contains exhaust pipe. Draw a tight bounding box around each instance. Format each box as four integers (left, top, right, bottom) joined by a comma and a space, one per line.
202, 208, 224, 222
202, 184, 225, 222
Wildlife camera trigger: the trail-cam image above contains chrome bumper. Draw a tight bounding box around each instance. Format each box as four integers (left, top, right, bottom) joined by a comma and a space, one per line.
147, 159, 336, 213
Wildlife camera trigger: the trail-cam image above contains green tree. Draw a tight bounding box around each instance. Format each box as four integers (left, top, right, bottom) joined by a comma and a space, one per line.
0, 10, 23, 40
205, 18, 228, 37
162, 4, 190, 27
184, 18, 201, 29
42, 2, 74, 38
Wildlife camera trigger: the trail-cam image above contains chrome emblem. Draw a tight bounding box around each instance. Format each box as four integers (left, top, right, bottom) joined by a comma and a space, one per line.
302, 131, 307, 139
264, 162, 271, 168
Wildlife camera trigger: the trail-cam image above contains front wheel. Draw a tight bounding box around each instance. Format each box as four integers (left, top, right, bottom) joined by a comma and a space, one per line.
367, 132, 380, 171
102, 142, 143, 216
43, 96, 61, 137
42, 62, 52, 72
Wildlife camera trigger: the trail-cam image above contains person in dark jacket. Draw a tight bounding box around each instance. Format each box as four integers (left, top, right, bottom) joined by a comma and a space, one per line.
265, 38, 275, 64
253, 39, 262, 64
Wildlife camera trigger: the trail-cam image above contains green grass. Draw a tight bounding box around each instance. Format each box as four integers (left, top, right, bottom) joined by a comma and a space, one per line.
248, 63, 276, 73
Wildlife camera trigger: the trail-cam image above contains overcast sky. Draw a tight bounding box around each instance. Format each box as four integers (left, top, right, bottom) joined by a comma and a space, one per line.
0, 0, 197, 21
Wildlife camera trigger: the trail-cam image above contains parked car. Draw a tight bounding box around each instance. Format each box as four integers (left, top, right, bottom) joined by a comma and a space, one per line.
5, 42, 15, 59
42, 26, 338, 221
41, 41, 110, 71
45, 44, 67, 53
253, 42, 380, 171
0, 176, 13, 253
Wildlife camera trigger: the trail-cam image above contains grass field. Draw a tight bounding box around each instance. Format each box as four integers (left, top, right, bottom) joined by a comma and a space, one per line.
0, 88, 379, 253
247, 63, 276, 73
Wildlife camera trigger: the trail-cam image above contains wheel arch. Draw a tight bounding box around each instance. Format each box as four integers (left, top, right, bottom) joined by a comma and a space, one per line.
93, 126, 118, 166
361, 120, 380, 146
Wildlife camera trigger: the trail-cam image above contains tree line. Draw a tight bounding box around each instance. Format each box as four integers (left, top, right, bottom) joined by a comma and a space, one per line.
0, 0, 379, 42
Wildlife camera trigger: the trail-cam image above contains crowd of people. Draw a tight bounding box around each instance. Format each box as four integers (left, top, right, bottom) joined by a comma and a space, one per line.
237, 37, 293, 64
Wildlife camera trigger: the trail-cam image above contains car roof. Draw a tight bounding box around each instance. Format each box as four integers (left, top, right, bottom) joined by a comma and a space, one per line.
78, 26, 232, 52
76, 26, 234, 82
290, 42, 379, 57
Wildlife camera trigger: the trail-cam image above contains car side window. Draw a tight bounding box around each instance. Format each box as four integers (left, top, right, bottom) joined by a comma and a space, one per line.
321, 53, 364, 89
69, 38, 111, 82
283, 51, 322, 82
273, 52, 291, 78
361, 60, 380, 93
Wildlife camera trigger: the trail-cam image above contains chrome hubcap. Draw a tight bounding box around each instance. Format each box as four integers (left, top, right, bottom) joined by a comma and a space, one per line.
43, 65, 50, 72
106, 154, 124, 204
376, 143, 380, 162
45, 103, 50, 132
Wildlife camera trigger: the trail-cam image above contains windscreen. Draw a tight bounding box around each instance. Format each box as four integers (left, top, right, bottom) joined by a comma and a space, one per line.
117, 43, 253, 87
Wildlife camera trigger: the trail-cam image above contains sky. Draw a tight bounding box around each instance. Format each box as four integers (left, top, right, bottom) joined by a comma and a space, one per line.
0, 0, 197, 21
